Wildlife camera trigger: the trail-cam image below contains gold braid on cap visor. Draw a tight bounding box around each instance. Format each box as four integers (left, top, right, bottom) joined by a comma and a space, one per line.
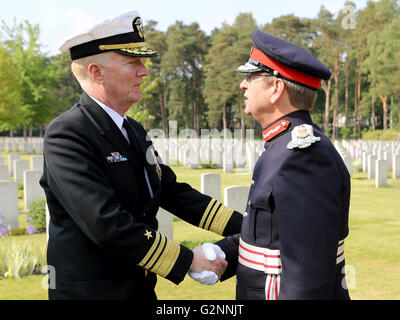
98, 42, 148, 50
98, 42, 157, 55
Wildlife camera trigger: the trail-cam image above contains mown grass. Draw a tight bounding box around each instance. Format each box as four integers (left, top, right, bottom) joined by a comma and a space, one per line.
0, 164, 399, 300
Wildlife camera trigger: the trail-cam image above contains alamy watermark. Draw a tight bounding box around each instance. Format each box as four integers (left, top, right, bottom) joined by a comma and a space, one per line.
41, 265, 56, 290
341, 4, 357, 30
144, 121, 258, 172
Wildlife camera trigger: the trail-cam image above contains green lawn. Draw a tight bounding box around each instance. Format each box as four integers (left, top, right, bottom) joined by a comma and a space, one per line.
0, 163, 399, 300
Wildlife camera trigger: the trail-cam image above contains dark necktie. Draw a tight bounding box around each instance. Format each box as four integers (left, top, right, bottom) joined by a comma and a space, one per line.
123, 118, 153, 201
123, 119, 144, 161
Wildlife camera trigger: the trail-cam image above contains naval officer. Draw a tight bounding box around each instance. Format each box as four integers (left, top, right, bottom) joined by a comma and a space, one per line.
198, 30, 351, 300
40, 10, 242, 300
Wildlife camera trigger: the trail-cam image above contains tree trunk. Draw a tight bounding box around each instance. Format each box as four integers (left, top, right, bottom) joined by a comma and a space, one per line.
321, 79, 332, 133
185, 103, 189, 129
379, 94, 388, 130
196, 93, 201, 136
29, 124, 33, 138
332, 72, 340, 141
160, 84, 169, 137
344, 61, 349, 128
9, 128, 14, 138
354, 69, 361, 138
390, 96, 393, 130
192, 101, 196, 131
371, 96, 376, 131
222, 102, 227, 135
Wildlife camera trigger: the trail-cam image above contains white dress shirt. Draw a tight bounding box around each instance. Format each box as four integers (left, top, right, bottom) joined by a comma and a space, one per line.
89, 95, 154, 198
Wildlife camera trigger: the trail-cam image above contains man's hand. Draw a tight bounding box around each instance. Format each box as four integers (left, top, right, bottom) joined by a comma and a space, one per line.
189, 243, 227, 285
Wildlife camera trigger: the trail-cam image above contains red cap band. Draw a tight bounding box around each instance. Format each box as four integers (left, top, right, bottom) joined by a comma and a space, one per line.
251, 47, 322, 89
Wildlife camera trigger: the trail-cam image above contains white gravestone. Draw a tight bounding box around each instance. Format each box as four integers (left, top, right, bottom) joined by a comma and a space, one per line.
224, 186, 250, 214
8, 154, 20, 176
201, 173, 221, 202
14, 159, 30, 183
31, 156, 44, 171
24, 170, 45, 210
223, 138, 233, 173
156, 207, 173, 240
375, 160, 387, 188
0, 165, 9, 181
393, 154, 400, 179
0, 181, 19, 230
367, 155, 377, 180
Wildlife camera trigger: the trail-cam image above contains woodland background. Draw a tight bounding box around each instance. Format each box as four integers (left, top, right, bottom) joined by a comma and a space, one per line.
0, 0, 399, 140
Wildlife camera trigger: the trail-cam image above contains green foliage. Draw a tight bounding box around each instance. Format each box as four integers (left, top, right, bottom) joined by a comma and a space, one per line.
1, 20, 66, 133
127, 104, 155, 125
362, 129, 400, 141
1, 1, 400, 135
0, 45, 23, 130
26, 198, 46, 233
0, 241, 46, 279
339, 127, 358, 140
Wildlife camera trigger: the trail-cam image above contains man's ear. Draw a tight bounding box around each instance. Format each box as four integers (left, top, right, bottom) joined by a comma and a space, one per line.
88, 63, 104, 83
269, 78, 285, 104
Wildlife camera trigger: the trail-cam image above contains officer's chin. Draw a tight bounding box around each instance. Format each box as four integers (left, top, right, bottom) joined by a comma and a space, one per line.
244, 102, 252, 116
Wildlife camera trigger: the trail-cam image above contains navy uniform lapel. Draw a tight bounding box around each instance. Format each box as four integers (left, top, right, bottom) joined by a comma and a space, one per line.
78, 93, 161, 209
77, 93, 144, 177
124, 118, 162, 200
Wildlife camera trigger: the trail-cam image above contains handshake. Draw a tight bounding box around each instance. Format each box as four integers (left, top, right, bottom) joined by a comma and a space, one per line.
188, 243, 227, 285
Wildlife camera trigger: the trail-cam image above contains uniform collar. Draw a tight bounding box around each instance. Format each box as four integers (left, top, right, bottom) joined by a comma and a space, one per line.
89, 95, 127, 131
262, 110, 312, 143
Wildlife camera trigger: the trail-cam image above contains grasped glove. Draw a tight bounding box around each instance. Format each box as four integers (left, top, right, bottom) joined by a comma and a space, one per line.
189, 243, 226, 285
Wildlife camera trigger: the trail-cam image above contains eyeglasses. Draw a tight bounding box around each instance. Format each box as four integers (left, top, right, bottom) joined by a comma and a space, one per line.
244, 73, 270, 84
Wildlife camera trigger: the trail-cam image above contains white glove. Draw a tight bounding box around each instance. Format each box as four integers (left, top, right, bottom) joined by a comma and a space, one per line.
189, 270, 219, 286
189, 243, 226, 285
201, 242, 226, 261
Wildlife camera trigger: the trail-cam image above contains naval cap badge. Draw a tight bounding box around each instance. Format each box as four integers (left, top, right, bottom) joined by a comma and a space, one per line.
287, 124, 321, 150
133, 17, 144, 39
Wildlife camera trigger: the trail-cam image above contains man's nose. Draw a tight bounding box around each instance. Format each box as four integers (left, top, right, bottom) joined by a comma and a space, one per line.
239, 79, 248, 90
138, 62, 149, 77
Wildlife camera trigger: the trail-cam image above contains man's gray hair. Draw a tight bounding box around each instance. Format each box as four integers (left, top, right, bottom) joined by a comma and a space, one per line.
265, 76, 318, 110
71, 52, 113, 89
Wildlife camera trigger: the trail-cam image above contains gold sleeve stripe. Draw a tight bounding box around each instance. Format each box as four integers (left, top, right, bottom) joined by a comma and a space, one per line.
209, 206, 235, 235
199, 199, 217, 229
144, 234, 167, 270
150, 239, 181, 278
138, 231, 163, 268
203, 202, 222, 231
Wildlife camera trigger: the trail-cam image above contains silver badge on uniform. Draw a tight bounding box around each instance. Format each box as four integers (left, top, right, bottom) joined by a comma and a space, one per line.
287, 124, 321, 150
149, 148, 162, 180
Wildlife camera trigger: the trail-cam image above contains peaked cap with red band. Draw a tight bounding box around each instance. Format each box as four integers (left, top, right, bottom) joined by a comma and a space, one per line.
237, 30, 331, 90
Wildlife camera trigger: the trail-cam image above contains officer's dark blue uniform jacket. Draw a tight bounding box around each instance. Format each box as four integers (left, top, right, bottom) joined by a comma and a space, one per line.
218, 110, 351, 300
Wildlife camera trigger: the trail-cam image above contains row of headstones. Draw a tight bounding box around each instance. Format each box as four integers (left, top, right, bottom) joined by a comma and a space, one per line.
0, 154, 43, 182
341, 140, 400, 187
0, 155, 45, 230
152, 138, 265, 173
334, 141, 353, 176
0, 138, 43, 154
